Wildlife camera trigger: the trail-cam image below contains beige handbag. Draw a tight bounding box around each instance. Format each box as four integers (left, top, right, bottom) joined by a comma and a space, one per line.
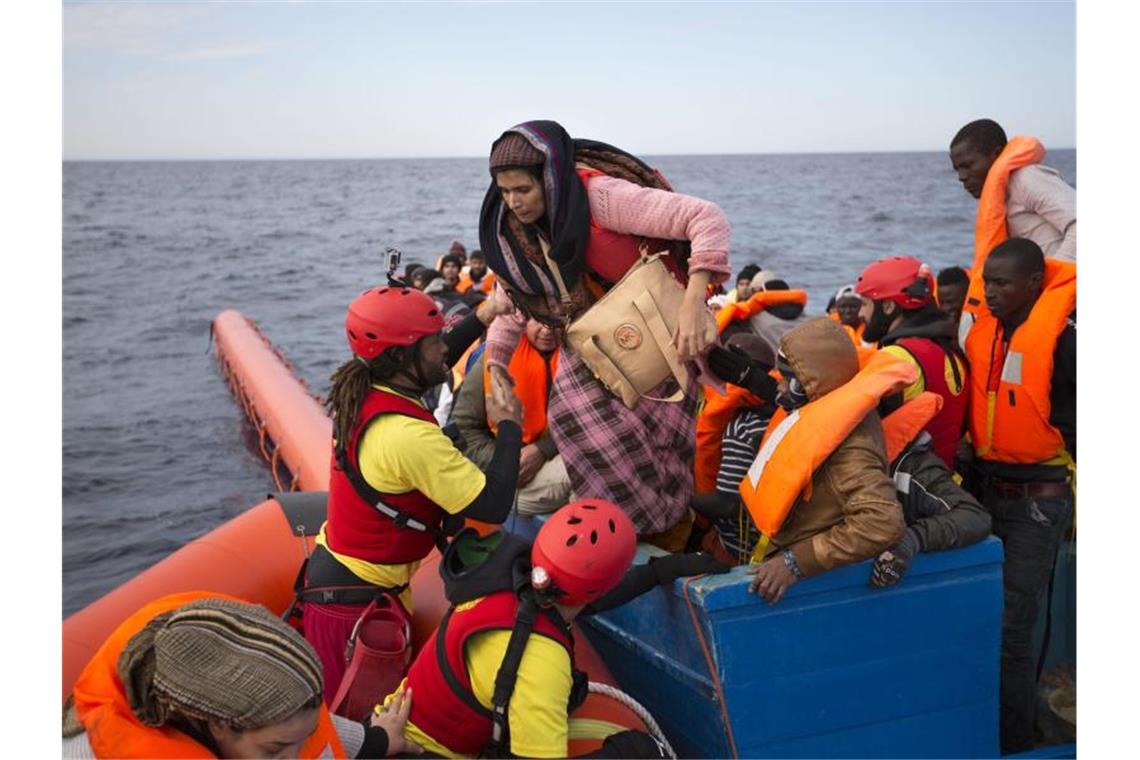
540, 239, 689, 409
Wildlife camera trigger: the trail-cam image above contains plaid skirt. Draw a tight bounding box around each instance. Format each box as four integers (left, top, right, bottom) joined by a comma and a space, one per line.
547, 348, 700, 534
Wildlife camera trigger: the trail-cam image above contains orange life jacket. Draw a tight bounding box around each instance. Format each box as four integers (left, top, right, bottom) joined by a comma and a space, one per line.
738, 351, 920, 537
961, 136, 1047, 323
71, 591, 346, 759
714, 289, 808, 333
964, 259, 1076, 464
485, 337, 560, 445
691, 290, 808, 493
457, 272, 496, 295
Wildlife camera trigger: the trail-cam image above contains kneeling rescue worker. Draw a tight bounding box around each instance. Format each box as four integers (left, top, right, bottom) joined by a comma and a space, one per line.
387, 499, 728, 758
297, 284, 526, 703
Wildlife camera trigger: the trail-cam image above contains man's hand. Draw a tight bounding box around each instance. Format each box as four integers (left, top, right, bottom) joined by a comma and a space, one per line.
485, 370, 523, 428
869, 528, 920, 589
747, 556, 799, 604
517, 443, 545, 486
476, 289, 515, 326
370, 687, 424, 756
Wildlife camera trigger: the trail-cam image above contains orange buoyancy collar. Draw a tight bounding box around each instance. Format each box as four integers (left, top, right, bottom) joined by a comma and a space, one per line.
715, 289, 808, 334
962, 136, 1047, 322
576, 167, 688, 285
71, 591, 345, 759
965, 259, 1076, 464
485, 337, 560, 445
739, 350, 919, 537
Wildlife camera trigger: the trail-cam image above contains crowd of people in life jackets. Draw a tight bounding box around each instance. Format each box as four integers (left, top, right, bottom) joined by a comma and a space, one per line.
64, 117, 1076, 759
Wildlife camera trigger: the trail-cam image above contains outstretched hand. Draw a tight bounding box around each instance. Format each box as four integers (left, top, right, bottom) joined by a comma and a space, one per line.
370, 687, 424, 756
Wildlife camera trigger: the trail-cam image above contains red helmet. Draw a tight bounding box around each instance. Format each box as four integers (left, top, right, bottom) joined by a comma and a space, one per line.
345, 286, 444, 360
530, 499, 637, 607
855, 256, 935, 311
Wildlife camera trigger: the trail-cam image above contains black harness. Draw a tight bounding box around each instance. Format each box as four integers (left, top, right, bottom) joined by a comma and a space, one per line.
438, 529, 590, 758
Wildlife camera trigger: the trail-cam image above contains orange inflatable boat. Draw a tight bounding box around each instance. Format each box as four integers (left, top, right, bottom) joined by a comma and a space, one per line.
62, 311, 652, 755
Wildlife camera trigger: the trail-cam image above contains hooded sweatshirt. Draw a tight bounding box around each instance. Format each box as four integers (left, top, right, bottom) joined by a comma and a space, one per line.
773, 319, 905, 576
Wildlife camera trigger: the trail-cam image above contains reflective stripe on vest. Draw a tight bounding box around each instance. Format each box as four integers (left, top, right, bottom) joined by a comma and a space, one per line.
72, 591, 345, 760
739, 351, 919, 537
964, 259, 1076, 464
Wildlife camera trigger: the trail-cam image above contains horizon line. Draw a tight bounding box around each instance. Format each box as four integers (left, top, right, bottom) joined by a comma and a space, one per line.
63, 146, 1078, 163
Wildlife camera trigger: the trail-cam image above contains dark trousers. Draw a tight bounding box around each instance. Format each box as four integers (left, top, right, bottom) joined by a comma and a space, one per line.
982, 485, 1074, 754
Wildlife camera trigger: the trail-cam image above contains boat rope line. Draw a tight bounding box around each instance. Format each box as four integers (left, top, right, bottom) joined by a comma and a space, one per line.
682, 575, 739, 759
587, 682, 677, 759
214, 318, 312, 493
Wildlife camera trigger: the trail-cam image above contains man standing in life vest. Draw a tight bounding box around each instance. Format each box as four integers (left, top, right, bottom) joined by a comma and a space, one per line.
961, 238, 1076, 754
950, 119, 1075, 264
744, 318, 905, 603
451, 318, 571, 515
950, 119, 1075, 343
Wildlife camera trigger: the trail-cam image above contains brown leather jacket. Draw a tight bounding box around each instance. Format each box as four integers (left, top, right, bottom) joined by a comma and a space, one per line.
771, 318, 905, 576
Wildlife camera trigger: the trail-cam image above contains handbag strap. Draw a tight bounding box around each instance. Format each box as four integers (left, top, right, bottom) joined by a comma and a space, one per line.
537, 236, 575, 318
633, 289, 690, 391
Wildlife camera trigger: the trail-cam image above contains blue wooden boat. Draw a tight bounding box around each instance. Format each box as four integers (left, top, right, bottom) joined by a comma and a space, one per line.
504, 512, 1074, 759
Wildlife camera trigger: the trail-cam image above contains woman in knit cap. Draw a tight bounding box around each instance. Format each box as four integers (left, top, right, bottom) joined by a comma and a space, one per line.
479, 120, 731, 549
63, 592, 421, 758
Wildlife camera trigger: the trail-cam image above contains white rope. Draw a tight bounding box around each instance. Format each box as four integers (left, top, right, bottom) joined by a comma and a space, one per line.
588, 681, 677, 759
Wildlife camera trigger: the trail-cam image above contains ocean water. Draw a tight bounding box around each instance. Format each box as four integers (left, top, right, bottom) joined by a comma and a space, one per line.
62, 150, 1075, 616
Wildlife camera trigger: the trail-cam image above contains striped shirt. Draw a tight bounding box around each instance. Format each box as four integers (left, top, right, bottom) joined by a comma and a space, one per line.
714, 407, 772, 562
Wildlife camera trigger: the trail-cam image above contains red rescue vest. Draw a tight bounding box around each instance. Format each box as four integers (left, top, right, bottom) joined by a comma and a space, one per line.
893, 337, 968, 469
325, 388, 448, 564
405, 591, 574, 757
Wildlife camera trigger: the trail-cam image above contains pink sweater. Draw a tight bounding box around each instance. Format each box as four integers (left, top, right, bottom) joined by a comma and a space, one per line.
485, 175, 732, 369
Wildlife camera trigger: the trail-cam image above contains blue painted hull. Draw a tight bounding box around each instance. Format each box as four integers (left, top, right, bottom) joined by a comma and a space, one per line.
506, 513, 1007, 757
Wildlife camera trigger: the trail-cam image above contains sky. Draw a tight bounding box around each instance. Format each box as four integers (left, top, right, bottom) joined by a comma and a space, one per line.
62, 0, 1076, 160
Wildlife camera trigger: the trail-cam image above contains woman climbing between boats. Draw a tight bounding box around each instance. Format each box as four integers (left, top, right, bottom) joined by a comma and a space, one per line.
479, 120, 731, 550
62, 591, 420, 758
297, 285, 525, 706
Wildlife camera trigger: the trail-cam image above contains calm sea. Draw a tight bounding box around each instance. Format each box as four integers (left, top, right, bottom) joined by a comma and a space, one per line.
62, 150, 1075, 615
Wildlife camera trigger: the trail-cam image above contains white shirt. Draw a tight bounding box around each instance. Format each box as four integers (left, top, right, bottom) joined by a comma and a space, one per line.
1007, 164, 1076, 262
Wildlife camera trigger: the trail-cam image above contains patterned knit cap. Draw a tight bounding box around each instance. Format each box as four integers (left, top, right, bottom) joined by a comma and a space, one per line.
489, 132, 545, 173
117, 598, 323, 730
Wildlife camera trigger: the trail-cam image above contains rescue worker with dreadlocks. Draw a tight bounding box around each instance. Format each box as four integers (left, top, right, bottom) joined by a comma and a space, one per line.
852, 256, 991, 589
383, 499, 727, 759
63, 593, 421, 758
298, 285, 522, 705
